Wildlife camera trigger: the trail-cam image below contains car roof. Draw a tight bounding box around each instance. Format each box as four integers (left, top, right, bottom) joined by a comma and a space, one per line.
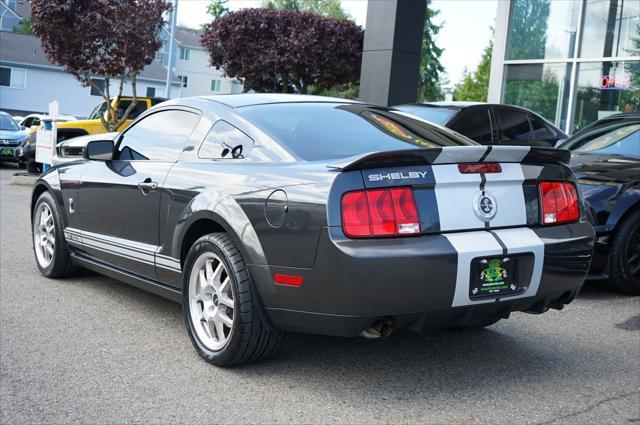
198, 93, 360, 108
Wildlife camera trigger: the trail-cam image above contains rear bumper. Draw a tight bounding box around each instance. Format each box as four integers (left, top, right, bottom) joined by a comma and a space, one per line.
254, 221, 595, 337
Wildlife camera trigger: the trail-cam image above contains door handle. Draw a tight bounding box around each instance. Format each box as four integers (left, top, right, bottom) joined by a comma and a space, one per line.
138, 178, 158, 191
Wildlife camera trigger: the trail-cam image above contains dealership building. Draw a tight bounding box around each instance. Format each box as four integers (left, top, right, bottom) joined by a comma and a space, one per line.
488, 0, 639, 134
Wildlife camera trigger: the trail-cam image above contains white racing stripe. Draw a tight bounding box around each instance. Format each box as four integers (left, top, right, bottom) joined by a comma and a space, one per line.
432, 146, 488, 164
432, 164, 485, 231
433, 161, 528, 232
445, 228, 545, 307
483, 146, 530, 163
63, 227, 181, 272
483, 163, 527, 228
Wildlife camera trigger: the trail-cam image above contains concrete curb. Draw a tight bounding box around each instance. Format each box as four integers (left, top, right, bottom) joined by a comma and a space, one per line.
10, 173, 38, 186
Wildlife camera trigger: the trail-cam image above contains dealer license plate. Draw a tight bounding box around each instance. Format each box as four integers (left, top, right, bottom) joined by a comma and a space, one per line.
469, 255, 519, 299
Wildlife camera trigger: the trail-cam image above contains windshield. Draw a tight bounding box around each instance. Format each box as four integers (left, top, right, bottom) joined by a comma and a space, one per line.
569, 122, 640, 158
240, 103, 474, 161
394, 105, 458, 125
88, 101, 108, 120
0, 113, 20, 131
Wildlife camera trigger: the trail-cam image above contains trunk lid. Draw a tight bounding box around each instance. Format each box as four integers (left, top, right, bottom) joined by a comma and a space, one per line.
331, 146, 574, 233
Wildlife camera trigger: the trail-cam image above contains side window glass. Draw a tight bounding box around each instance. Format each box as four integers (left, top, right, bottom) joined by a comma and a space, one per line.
199, 120, 254, 159
117, 110, 200, 161
530, 116, 554, 140
497, 108, 532, 141
449, 109, 493, 144
23, 118, 32, 127
116, 100, 148, 120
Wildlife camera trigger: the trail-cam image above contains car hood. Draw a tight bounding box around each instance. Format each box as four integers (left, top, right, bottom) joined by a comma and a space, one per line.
57, 119, 100, 129
570, 153, 640, 183
0, 129, 29, 140
58, 132, 118, 148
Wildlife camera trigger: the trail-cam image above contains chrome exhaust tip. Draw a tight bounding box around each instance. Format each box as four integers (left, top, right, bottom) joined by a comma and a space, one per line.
359, 318, 394, 339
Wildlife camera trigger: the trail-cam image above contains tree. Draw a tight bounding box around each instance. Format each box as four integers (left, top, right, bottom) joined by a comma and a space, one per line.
454, 36, 492, 102
31, 0, 171, 132
201, 9, 363, 94
207, 0, 229, 19
262, 0, 352, 20
12, 16, 33, 35
418, 0, 445, 102
507, 0, 550, 59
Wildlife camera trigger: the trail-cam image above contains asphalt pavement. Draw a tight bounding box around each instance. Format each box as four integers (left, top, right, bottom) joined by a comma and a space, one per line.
1, 163, 639, 424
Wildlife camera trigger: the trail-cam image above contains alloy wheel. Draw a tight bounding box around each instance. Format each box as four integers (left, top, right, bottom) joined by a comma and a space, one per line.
33, 202, 55, 269
188, 252, 235, 351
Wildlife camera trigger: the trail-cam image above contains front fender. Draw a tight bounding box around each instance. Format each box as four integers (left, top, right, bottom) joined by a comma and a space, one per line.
31, 169, 65, 226
605, 190, 640, 233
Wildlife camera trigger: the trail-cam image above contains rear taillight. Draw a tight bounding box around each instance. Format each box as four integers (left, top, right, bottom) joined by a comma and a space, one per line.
538, 181, 580, 225
341, 187, 420, 238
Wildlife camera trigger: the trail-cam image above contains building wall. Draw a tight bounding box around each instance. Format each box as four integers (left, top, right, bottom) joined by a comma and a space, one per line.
175, 46, 242, 97
489, 0, 640, 134
0, 3, 20, 31
0, 65, 177, 117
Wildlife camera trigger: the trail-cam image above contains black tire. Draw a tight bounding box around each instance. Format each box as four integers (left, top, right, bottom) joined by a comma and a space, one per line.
608, 209, 640, 295
32, 191, 78, 278
183, 233, 283, 367
18, 160, 26, 169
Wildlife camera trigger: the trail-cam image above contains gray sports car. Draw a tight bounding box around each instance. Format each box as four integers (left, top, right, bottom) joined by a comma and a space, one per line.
31, 95, 595, 366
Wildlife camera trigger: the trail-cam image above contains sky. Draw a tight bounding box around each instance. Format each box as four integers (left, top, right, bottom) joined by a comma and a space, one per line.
176, 0, 497, 86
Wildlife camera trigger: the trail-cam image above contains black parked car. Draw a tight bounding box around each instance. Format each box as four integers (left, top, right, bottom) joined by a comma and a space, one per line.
396, 102, 568, 148
31, 95, 594, 366
559, 113, 639, 295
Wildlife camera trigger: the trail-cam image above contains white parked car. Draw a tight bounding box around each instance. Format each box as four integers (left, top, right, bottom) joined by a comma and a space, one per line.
53, 132, 118, 166
19, 113, 77, 131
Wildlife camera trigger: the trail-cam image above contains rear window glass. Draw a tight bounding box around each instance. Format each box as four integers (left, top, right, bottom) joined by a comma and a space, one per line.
240, 103, 474, 161
395, 105, 457, 125
568, 122, 640, 158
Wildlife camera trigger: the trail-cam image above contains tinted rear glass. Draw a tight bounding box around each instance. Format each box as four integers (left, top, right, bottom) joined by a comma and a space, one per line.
566, 121, 640, 158
395, 105, 458, 125
240, 103, 474, 161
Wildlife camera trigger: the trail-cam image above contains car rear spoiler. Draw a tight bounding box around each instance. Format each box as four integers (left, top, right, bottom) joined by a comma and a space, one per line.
327, 146, 571, 171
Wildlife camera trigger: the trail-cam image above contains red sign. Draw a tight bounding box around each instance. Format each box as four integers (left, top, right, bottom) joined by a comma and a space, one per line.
600, 74, 631, 90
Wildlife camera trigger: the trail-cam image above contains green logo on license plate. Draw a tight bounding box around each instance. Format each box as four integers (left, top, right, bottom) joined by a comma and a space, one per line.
480, 259, 508, 283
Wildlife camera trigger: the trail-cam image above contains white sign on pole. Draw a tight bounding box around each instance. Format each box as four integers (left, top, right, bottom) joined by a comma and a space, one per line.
36, 101, 60, 167
35, 129, 53, 165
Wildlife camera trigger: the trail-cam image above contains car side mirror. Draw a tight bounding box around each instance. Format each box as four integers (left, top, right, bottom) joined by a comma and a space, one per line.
84, 140, 114, 161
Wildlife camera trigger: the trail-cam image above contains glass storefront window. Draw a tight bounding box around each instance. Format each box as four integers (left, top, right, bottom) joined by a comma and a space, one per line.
506, 0, 581, 60
580, 0, 640, 59
572, 60, 640, 132
502, 63, 572, 129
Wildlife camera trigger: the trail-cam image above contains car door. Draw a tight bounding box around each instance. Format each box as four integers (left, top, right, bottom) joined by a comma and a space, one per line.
447, 107, 496, 145
74, 108, 201, 279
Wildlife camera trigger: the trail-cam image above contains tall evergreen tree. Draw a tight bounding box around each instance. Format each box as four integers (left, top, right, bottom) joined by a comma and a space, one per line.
453, 35, 493, 102
418, 0, 445, 102
207, 0, 229, 19
262, 0, 351, 20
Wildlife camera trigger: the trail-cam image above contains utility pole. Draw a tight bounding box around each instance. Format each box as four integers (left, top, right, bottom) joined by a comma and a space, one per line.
165, 0, 179, 99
